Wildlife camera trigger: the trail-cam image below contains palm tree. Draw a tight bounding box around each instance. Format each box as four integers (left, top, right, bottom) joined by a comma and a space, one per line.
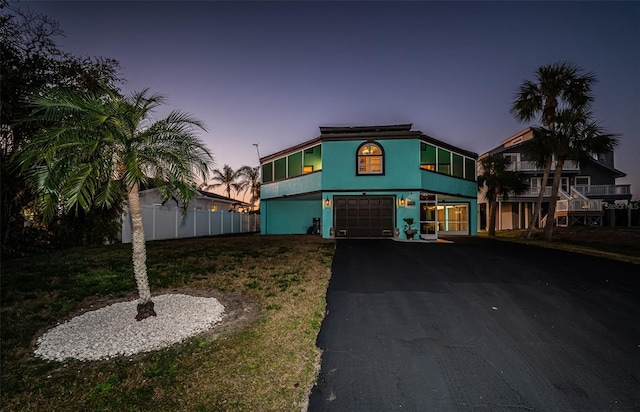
478, 154, 528, 237
202, 164, 243, 199
510, 62, 596, 240
540, 108, 618, 239
17, 87, 213, 320
238, 165, 260, 210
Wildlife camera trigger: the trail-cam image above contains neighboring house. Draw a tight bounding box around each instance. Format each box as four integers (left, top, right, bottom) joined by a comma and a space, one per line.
478, 127, 633, 229
137, 188, 251, 212
259, 124, 478, 240
121, 188, 256, 243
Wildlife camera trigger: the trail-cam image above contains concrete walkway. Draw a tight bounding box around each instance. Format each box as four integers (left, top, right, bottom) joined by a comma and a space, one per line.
308, 238, 640, 411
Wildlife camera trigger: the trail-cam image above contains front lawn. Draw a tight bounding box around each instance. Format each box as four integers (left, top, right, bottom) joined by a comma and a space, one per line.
1, 235, 334, 411
480, 226, 640, 264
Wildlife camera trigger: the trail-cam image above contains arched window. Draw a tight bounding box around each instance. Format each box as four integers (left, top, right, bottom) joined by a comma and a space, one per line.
357, 142, 384, 175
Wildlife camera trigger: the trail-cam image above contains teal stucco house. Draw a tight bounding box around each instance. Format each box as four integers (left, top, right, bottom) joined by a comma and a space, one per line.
260, 124, 478, 240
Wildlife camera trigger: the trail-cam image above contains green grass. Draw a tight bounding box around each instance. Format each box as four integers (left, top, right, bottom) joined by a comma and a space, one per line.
481, 226, 640, 264
1, 235, 335, 411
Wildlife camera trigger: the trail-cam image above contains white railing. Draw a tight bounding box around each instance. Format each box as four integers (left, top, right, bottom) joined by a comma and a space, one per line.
568, 199, 602, 211
572, 185, 631, 196
520, 187, 553, 197
556, 200, 568, 212
121, 206, 260, 243
519, 187, 573, 199
506, 160, 579, 172
570, 187, 589, 200
556, 199, 602, 213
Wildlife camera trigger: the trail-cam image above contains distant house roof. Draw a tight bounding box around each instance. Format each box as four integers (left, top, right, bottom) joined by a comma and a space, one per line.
196, 190, 252, 206
481, 127, 627, 178
139, 188, 251, 208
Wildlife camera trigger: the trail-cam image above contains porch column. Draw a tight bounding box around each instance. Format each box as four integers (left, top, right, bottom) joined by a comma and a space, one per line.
610, 207, 616, 227
498, 201, 502, 230
518, 202, 522, 229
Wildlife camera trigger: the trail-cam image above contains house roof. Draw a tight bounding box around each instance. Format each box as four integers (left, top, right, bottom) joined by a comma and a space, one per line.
319, 123, 424, 141
139, 188, 251, 207
196, 190, 252, 206
261, 124, 478, 162
481, 127, 627, 178
319, 124, 413, 134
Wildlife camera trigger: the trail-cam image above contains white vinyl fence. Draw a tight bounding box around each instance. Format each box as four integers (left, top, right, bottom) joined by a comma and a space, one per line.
121, 206, 260, 243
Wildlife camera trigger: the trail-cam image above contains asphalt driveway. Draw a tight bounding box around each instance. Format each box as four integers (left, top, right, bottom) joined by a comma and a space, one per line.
308, 238, 640, 411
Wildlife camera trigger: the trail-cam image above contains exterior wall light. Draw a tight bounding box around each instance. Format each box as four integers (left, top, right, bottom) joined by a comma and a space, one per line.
399, 195, 405, 206
324, 196, 331, 207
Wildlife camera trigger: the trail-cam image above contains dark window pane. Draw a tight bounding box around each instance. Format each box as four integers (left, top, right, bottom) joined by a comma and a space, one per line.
262, 163, 273, 183
452, 153, 464, 178
274, 158, 286, 181
288, 152, 302, 178
304, 145, 322, 171
465, 158, 476, 181
420, 143, 436, 171
438, 148, 451, 174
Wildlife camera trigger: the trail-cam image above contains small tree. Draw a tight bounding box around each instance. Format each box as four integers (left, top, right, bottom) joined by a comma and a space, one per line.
202, 164, 243, 199
478, 154, 528, 237
238, 165, 261, 210
17, 87, 213, 320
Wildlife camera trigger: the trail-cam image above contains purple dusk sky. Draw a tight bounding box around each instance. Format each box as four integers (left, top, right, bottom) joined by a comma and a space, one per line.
24, 1, 640, 199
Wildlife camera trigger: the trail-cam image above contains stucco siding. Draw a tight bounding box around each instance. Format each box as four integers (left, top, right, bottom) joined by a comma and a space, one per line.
420, 169, 477, 198
261, 199, 322, 235
322, 140, 422, 190
261, 171, 322, 199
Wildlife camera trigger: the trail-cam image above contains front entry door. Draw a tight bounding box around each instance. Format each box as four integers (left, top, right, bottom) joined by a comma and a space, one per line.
419, 193, 438, 240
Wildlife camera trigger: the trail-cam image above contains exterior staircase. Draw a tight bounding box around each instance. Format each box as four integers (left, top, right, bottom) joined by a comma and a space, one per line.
554, 187, 603, 227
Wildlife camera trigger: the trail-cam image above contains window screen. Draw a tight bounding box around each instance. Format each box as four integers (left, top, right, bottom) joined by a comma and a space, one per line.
452, 153, 464, 178
262, 162, 273, 183
420, 143, 436, 171
304, 145, 322, 171
274, 158, 286, 181
464, 158, 476, 181
287, 152, 302, 178
438, 148, 451, 174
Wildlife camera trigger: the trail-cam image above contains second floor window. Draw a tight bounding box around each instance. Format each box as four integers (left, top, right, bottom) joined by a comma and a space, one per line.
357, 142, 384, 174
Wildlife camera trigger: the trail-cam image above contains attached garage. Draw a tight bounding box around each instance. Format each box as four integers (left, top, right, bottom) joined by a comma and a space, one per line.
334, 195, 395, 237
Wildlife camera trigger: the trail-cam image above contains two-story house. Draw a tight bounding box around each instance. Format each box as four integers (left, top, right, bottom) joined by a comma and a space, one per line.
259, 124, 478, 240
478, 127, 632, 230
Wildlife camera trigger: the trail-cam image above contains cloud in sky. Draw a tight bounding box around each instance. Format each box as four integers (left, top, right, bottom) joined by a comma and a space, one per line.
25, 1, 640, 198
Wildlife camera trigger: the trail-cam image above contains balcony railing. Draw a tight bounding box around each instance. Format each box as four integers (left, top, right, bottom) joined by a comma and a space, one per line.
506, 160, 579, 172
519, 187, 571, 198
572, 184, 631, 197
520, 187, 553, 197
556, 199, 603, 213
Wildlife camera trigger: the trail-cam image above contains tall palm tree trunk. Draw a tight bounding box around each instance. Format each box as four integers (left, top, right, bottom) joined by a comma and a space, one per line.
128, 181, 156, 321
544, 158, 565, 241
488, 197, 498, 237
524, 157, 552, 239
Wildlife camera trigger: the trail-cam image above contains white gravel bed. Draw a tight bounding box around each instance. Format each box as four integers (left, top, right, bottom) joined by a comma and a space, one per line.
34, 294, 225, 362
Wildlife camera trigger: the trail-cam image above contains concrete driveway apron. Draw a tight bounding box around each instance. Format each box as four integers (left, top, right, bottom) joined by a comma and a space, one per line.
307, 238, 640, 411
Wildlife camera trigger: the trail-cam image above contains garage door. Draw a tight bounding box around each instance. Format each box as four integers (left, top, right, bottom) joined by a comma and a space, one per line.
334, 195, 395, 237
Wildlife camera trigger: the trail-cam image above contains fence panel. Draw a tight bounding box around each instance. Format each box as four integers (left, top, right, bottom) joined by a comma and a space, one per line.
222, 212, 233, 234
154, 209, 178, 240
195, 210, 211, 237
122, 207, 259, 243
